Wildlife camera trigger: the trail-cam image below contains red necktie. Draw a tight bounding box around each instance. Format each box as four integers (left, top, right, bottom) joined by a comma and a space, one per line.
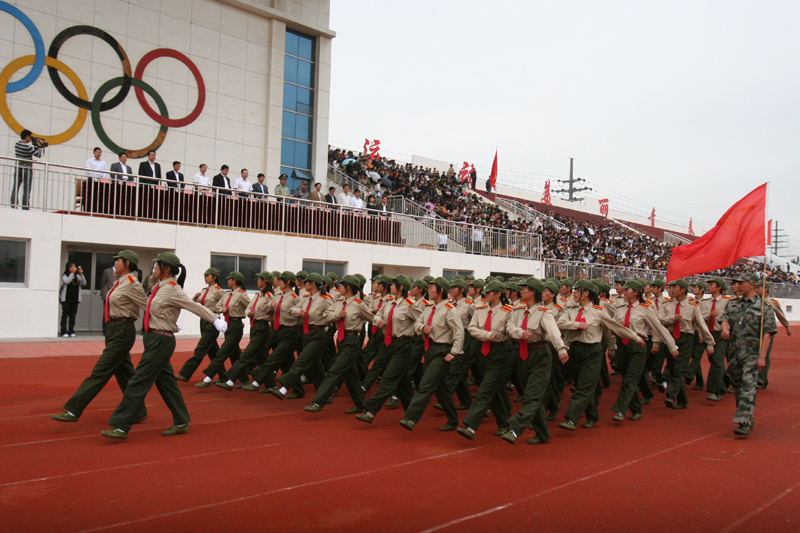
274, 295, 283, 331
337, 301, 347, 342
655, 298, 659, 311
424, 306, 436, 351
143, 283, 161, 332
303, 295, 313, 334
622, 303, 633, 346
250, 293, 259, 328
708, 299, 716, 330
200, 287, 209, 306
481, 309, 492, 356
371, 299, 383, 335
223, 293, 233, 324
384, 302, 396, 346
519, 310, 529, 360
673, 302, 681, 339
575, 307, 586, 323
104, 281, 119, 323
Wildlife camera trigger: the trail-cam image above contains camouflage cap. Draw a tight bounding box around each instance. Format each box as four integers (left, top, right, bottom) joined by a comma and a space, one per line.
152, 251, 181, 267
113, 250, 139, 265
732, 273, 759, 284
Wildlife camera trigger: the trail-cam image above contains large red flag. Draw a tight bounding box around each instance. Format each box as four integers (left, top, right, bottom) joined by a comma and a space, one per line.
666, 183, 767, 281
489, 151, 498, 190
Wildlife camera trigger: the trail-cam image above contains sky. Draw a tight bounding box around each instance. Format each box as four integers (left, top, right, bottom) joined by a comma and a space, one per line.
328, 0, 800, 259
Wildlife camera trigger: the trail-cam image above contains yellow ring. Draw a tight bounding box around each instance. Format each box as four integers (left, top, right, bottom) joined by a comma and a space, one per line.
0, 55, 88, 145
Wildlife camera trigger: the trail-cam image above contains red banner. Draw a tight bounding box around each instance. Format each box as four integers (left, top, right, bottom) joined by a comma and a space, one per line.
541, 180, 552, 205
489, 151, 498, 190
598, 198, 609, 217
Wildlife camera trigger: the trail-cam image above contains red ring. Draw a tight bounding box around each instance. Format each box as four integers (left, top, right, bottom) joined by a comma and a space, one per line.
133, 48, 205, 128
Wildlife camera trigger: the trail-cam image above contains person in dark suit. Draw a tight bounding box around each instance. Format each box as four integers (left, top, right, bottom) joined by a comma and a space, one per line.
137, 150, 161, 185
252, 173, 269, 197
110, 152, 133, 181
325, 186, 337, 204
212, 165, 232, 196
166, 161, 185, 189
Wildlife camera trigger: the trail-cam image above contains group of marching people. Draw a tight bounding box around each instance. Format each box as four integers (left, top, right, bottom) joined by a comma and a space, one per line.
51, 251, 791, 441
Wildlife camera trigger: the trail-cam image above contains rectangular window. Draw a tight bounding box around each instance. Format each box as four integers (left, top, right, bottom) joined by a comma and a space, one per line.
302, 260, 345, 280
0, 239, 27, 285
443, 269, 473, 280
282, 29, 315, 191
210, 254, 264, 291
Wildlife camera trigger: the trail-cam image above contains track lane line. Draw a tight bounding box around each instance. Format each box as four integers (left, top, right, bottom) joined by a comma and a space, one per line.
718, 481, 800, 533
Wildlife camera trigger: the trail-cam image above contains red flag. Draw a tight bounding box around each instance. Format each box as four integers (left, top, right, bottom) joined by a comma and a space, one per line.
666, 183, 767, 281
489, 151, 498, 190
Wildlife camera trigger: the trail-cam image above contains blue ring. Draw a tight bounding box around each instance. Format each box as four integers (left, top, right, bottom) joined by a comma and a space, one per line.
0, 1, 45, 93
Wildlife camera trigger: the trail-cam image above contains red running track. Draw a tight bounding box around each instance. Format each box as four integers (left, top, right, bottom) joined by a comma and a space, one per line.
1, 334, 798, 532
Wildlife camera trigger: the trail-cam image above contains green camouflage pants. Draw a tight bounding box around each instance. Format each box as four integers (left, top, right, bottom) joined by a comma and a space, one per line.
729, 355, 758, 427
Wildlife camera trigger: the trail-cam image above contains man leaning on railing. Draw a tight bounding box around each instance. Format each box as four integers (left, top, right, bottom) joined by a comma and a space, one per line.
11, 129, 44, 210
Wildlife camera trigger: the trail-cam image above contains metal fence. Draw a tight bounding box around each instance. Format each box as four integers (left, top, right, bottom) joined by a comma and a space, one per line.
495, 196, 566, 231
1, 155, 541, 260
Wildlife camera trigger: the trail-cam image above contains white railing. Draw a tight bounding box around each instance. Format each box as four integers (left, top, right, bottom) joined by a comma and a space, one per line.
495, 197, 566, 231
1, 155, 541, 260
327, 164, 372, 197
663, 231, 692, 246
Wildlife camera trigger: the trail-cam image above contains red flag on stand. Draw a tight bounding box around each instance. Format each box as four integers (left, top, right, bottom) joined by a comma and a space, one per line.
489, 151, 498, 191
666, 183, 767, 281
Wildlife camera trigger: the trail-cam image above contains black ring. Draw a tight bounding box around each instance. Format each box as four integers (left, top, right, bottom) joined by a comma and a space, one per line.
47, 25, 132, 111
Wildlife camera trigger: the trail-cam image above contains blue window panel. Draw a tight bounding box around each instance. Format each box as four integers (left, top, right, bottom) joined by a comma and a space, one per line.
284, 56, 298, 84
294, 114, 312, 142
282, 110, 297, 139
283, 83, 296, 110
298, 34, 314, 61
296, 59, 314, 88
281, 139, 295, 166
296, 86, 313, 115
286, 31, 299, 57
293, 141, 311, 169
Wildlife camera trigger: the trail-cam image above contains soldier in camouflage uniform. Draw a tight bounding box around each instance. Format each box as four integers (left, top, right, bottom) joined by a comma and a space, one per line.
719, 273, 777, 437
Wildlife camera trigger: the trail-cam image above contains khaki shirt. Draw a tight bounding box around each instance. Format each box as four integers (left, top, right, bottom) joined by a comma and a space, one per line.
381, 297, 423, 338
145, 277, 219, 332
468, 302, 514, 343
193, 284, 224, 311
216, 289, 250, 318
369, 293, 394, 329
290, 292, 334, 326
649, 293, 668, 313
451, 297, 475, 329
507, 304, 568, 356
415, 300, 465, 354
767, 298, 791, 332
658, 297, 715, 345
247, 291, 274, 322
613, 301, 678, 354
106, 274, 148, 320
323, 295, 375, 331
699, 294, 731, 333
558, 303, 642, 345
273, 291, 302, 327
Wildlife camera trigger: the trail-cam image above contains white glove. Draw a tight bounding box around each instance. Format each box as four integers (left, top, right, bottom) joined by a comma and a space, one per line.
176, 322, 183, 331
213, 318, 228, 333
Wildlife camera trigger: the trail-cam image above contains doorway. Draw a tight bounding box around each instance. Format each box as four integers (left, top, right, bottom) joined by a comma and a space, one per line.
64, 251, 121, 332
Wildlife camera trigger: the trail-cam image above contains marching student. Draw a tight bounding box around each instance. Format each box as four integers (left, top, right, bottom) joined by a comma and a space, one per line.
176, 268, 224, 382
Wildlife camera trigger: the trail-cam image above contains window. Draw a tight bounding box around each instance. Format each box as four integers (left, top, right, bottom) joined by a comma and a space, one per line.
210, 254, 264, 290
282, 29, 316, 190
302, 260, 345, 280
443, 269, 473, 281
0, 239, 27, 285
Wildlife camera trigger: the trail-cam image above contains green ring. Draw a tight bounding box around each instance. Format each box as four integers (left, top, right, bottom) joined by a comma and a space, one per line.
91, 77, 169, 158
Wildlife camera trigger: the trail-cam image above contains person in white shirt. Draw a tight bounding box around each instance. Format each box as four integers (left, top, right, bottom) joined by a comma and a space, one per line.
193, 164, 211, 191
233, 169, 253, 198
85, 147, 108, 179
437, 228, 448, 251
350, 189, 364, 209
337, 184, 351, 208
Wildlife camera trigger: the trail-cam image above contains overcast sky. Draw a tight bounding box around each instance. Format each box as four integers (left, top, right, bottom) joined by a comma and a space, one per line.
329, 1, 800, 258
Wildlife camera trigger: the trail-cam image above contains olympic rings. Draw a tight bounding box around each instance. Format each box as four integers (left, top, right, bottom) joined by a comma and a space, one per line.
0, 1, 205, 154
134, 49, 205, 128
0, 55, 88, 145
92, 77, 168, 159
47, 25, 133, 112
0, 3, 45, 93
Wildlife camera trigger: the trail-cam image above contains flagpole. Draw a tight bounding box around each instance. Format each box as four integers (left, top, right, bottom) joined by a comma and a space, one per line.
758, 183, 770, 360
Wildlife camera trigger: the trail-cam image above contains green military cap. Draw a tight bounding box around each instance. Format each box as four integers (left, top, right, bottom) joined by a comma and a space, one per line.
341, 274, 360, 287
451, 278, 468, 291
709, 277, 728, 290
296, 270, 308, 279
495, 275, 505, 283
374, 274, 391, 285
412, 278, 428, 291
651, 278, 665, 288
226, 271, 244, 282
203, 267, 221, 277
306, 272, 324, 285
543, 280, 560, 294
574, 279, 599, 293
423, 275, 435, 283
279, 173, 288, 180
522, 277, 545, 293
393, 274, 412, 291
560, 277, 574, 288
152, 251, 181, 267
506, 282, 522, 293
614, 278, 626, 286
470, 278, 485, 290
484, 280, 506, 293
279, 270, 296, 282
623, 280, 644, 293
431, 276, 451, 292
592, 279, 610, 294
113, 250, 139, 265
354, 273, 366, 286
326, 272, 338, 281
668, 279, 689, 290
323, 275, 336, 288
732, 273, 759, 284
257, 271, 273, 283
759, 280, 769, 289
451, 275, 465, 281
271, 270, 281, 278
690, 280, 707, 290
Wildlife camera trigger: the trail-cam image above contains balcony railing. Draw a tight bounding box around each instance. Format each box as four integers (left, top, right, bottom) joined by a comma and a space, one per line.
1, 155, 541, 260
